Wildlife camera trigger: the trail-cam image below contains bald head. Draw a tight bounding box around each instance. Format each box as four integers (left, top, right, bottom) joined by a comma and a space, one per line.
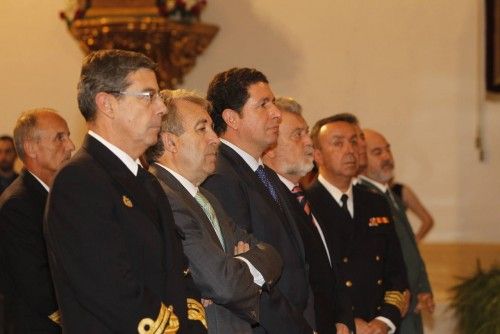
13, 108, 75, 186
363, 129, 394, 184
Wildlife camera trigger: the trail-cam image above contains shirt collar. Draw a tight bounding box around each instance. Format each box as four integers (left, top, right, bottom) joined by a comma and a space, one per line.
359, 174, 388, 193
89, 130, 141, 176
277, 173, 296, 192
220, 138, 262, 172
154, 163, 198, 197
318, 174, 353, 206
28, 171, 49, 192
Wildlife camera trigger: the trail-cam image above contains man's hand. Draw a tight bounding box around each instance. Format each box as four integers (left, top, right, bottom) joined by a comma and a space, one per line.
201, 298, 213, 307
401, 289, 411, 316
234, 241, 250, 255
355, 318, 371, 334
367, 319, 389, 334
415, 293, 435, 314
335, 323, 350, 334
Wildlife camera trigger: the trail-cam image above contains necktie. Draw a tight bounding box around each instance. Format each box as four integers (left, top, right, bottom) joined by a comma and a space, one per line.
292, 185, 313, 220
340, 193, 351, 218
195, 191, 225, 250
385, 189, 401, 212
255, 165, 279, 203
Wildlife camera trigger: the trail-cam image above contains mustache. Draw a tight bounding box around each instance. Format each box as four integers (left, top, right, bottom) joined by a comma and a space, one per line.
381, 160, 394, 169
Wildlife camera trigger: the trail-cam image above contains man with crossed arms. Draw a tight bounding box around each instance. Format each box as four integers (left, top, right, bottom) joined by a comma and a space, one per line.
146, 89, 282, 334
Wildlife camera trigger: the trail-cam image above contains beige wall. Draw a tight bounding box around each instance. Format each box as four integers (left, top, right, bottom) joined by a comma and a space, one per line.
1, 0, 498, 242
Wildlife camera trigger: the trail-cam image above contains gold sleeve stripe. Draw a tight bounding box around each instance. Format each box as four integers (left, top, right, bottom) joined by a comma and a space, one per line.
187, 298, 207, 329
384, 291, 405, 314
48, 310, 61, 325
138, 303, 180, 334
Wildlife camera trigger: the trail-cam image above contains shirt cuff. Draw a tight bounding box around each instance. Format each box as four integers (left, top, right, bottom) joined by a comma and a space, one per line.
234, 256, 265, 286
375, 316, 395, 334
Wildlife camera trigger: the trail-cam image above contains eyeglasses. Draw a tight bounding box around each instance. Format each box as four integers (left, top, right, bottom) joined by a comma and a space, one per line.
106, 90, 161, 104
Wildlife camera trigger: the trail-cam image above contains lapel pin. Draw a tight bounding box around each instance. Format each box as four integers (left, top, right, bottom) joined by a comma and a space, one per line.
122, 195, 133, 208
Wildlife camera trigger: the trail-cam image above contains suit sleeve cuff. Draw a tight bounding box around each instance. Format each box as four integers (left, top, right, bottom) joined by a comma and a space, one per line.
375, 316, 395, 334
235, 256, 265, 286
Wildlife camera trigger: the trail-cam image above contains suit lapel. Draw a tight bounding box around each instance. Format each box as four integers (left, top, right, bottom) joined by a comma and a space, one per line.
307, 180, 355, 257
150, 164, 225, 251
272, 175, 307, 262
82, 135, 160, 227
220, 144, 283, 214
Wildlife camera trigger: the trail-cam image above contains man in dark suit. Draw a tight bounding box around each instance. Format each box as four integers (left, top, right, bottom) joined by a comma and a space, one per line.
360, 129, 434, 334
0, 135, 18, 195
202, 68, 315, 333
146, 89, 283, 333
0, 108, 75, 333
262, 97, 353, 334
306, 115, 409, 334
44, 50, 205, 333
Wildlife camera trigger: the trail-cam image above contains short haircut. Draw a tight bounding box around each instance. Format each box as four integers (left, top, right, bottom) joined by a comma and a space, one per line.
13, 108, 57, 162
0, 135, 14, 146
274, 96, 302, 115
77, 49, 157, 122
310, 113, 358, 148
206, 67, 268, 135
145, 89, 212, 163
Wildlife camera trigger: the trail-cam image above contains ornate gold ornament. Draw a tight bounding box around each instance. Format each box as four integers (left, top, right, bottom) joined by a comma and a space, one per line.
61, 0, 218, 89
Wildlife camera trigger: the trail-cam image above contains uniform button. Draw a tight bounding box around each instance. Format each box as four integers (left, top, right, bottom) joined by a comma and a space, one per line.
377, 279, 383, 285
377, 306, 382, 311
352, 306, 355, 310
375, 255, 381, 261
345, 280, 352, 287
343, 257, 349, 263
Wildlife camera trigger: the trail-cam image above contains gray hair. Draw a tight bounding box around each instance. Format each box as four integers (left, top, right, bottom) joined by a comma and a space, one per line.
145, 89, 212, 163
13, 108, 57, 161
274, 96, 303, 115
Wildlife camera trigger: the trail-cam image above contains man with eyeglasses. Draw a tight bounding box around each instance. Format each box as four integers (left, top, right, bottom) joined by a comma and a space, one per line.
44, 49, 206, 333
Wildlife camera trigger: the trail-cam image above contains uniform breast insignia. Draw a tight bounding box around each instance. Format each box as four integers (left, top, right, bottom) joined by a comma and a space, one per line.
368, 216, 390, 227
138, 303, 179, 334
187, 298, 208, 329
48, 310, 61, 325
122, 195, 133, 208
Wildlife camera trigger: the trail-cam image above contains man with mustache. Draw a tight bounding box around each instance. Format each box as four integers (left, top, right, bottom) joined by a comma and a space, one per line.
44, 50, 204, 333
202, 68, 315, 333
262, 97, 354, 334
0, 108, 75, 333
359, 129, 434, 334
146, 89, 282, 334
305, 115, 408, 334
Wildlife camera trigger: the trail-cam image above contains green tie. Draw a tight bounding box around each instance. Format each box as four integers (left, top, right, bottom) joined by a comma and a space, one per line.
195, 191, 225, 250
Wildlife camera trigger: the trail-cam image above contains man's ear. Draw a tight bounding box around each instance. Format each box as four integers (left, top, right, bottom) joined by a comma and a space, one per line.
222, 109, 239, 130
23, 140, 37, 159
163, 132, 178, 153
313, 148, 323, 166
95, 92, 115, 119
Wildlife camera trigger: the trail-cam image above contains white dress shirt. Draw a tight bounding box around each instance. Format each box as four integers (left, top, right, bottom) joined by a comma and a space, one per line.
317, 175, 354, 218
89, 130, 141, 175
220, 139, 262, 171
28, 171, 49, 192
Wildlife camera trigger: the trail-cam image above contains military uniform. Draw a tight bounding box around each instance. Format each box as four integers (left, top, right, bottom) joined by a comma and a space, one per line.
44, 134, 206, 333
360, 177, 432, 334
306, 179, 408, 331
